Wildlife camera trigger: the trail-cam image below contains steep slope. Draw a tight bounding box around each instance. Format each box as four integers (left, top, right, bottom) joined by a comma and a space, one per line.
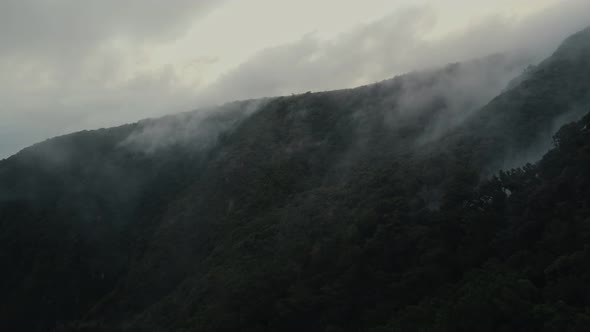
0, 28, 589, 331
0, 102, 257, 331
86, 29, 590, 332
384, 111, 590, 331
458, 26, 590, 170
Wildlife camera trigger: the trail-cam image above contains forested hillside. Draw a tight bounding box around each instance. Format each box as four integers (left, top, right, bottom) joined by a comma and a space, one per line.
1, 28, 590, 332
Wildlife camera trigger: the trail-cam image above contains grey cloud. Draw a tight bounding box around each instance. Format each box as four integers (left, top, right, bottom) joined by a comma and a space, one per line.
199, 0, 590, 105
0, 0, 227, 159
2, 0, 590, 160
197, 7, 437, 104
0, 0, 226, 59
0, 0, 227, 85
0, 63, 203, 158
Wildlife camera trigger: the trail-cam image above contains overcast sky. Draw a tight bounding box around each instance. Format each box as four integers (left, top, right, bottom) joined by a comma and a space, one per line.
1, 0, 590, 158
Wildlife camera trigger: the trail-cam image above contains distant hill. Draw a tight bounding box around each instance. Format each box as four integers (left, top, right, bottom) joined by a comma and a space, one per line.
1, 27, 590, 332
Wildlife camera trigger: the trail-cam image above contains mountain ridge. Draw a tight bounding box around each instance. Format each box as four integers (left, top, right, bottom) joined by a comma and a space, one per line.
1, 27, 590, 332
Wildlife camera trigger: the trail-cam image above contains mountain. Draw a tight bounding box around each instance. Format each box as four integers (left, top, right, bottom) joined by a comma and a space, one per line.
1, 28, 590, 332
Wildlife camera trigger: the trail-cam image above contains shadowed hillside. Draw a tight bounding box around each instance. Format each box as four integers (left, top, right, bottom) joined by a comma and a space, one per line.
1, 28, 590, 332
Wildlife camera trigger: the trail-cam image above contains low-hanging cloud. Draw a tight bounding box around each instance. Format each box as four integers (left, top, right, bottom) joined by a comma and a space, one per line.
0, 0, 226, 60
0, 0, 228, 159
392, 54, 532, 145
199, 0, 590, 105
1, 0, 590, 159
122, 99, 268, 154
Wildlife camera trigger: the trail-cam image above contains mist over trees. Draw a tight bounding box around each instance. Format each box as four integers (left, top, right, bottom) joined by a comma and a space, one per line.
1, 25, 590, 332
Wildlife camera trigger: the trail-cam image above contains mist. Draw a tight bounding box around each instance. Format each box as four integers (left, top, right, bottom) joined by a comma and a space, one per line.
3, 3, 590, 331
122, 99, 269, 154
197, 0, 590, 104
1, 0, 590, 158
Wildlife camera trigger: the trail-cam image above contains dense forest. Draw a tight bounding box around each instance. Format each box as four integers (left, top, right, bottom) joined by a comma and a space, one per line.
1, 27, 590, 332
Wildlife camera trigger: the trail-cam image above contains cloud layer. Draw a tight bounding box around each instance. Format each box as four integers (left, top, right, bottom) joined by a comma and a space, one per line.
201, 0, 590, 104
1, 0, 589, 158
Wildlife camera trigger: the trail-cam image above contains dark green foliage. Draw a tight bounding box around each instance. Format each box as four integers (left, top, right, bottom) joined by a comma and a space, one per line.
2, 28, 590, 332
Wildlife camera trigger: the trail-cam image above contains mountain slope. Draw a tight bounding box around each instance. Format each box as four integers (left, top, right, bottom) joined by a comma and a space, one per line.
1, 28, 590, 331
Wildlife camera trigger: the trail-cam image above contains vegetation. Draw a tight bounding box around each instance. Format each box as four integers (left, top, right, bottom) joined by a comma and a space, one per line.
1, 27, 590, 332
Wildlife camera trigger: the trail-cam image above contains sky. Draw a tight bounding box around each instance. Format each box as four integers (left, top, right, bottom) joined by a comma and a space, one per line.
1, 0, 590, 158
